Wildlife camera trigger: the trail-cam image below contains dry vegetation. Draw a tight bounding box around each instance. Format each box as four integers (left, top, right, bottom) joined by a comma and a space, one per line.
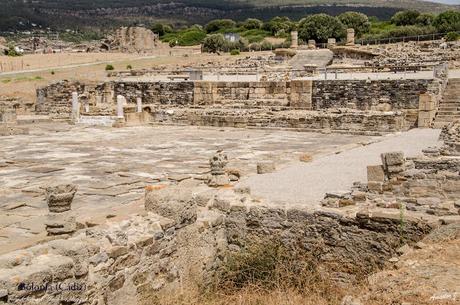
153, 228, 460, 305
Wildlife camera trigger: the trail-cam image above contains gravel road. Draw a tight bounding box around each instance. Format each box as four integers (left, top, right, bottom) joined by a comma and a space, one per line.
239, 128, 442, 207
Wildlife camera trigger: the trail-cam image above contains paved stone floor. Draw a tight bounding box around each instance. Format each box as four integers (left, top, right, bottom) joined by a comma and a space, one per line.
0, 123, 375, 252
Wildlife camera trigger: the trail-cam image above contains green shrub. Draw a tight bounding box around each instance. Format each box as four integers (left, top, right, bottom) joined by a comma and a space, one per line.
177, 30, 206, 46
433, 10, 460, 33
338, 11, 371, 37
230, 49, 240, 55
50, 70, 55, 75
242, 18, 262, 30
416, 13, 435, 26
105, 64, 114, 71
381, 25, 435, 38
126, 64, 132, 70
298, 13, 345, 42
391, 10, 420, 26
6, 45, 22, 57
445, 31, 460, 41
202, 34, 226, 52
263, 16, 295, 36
205, 19, 236, 33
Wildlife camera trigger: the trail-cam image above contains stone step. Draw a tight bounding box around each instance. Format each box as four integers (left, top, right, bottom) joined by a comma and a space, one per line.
437, 110, 460, 116
435, 115, 460, 120
432, 121, 450, 128
438, 107, 459, 112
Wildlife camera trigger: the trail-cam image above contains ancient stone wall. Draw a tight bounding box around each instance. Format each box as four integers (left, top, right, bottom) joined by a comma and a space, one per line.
36, 81, 87, 119
113, 82, 194, 107
152, 108, 405, 134
37, 78, 443, 130
193, 80, 312, 109
311, 79, 438, 110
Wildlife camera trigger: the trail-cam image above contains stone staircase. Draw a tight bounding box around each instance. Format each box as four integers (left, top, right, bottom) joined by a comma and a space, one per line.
434, 78, 460, 128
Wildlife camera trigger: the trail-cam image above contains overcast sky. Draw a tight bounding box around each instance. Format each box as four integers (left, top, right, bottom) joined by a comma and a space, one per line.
423, 0, 460, 4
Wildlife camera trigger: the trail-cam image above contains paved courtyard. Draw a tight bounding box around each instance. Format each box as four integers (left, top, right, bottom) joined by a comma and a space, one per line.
0, 123, 375, 252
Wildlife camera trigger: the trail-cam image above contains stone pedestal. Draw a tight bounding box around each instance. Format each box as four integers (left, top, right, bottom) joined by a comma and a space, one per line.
346, 28, 355, 46
327, 38, 336, 48
290, 31, 298, 49
208, 150, 230, 187
308, 40, 316, 49
45, 184, 77, 235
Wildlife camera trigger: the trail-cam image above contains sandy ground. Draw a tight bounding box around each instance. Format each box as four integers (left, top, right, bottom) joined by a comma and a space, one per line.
239, 128, 442, 207
0, 50, 250, 101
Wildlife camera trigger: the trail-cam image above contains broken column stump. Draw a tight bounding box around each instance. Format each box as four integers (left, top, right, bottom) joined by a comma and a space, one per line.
45, 184, 78, 235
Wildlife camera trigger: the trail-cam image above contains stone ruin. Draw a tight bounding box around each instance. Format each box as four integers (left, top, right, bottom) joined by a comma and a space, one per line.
102, 27, 159, 53
0, 120, 459, 305
35, 73, 450, 134
0, 99, 30, 136
44, 184, 78, 235
322, 121, 460, 217
208, 150, 230, 187
439, 119, 460, 156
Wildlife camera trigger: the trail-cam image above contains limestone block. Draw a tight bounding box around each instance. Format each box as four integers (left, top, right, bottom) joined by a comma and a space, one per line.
257, 161, 276, 174
367, 165, 385, 182
418, 94, 436, 111
144, 186, 197, 226
381, 152, 404, 166
45, 212, 76, 235
367, 181, 383, 193
418, 110, 436, 127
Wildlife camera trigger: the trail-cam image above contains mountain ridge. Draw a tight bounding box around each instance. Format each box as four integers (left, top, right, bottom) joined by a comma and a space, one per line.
1, 0, 458, 31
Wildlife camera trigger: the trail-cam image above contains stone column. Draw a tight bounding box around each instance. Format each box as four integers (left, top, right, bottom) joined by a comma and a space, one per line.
116, 95, 125, 118
327, 38, 336, 48
71, 92, 79, 121
136, 91, 142, 113
45, 184, 77, 235
208, 150, 230, 187
290, 31, 298, 49
346, 28, 355, 46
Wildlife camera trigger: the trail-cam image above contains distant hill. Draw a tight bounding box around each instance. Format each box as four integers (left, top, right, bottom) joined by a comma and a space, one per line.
1, 0, 459, 32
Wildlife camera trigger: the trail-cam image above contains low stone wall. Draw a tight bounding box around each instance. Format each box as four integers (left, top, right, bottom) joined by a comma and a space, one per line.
152, 108, 406, 134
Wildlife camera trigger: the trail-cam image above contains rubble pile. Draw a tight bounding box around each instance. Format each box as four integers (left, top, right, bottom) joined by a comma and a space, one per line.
369, 40, 460, 68
322, 124, 460, 217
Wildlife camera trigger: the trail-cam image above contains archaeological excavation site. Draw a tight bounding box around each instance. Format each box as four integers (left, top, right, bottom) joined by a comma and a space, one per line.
1, 3, 460, 305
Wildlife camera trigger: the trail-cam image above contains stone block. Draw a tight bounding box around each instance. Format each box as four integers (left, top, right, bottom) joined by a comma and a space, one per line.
381, 151, 404, 166
418, 93, 435, 111
367, 165, 385, 182
418, 110, 436, 127
257, 161, 276, 174
367, 181, 383, 193
144, 185, 197, 226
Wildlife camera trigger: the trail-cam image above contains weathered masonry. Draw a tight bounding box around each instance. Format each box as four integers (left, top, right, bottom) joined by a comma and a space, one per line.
36, 77, 446, 133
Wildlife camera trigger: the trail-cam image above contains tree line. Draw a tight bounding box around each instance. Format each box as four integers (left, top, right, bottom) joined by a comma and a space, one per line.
152, 10, 460, 53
